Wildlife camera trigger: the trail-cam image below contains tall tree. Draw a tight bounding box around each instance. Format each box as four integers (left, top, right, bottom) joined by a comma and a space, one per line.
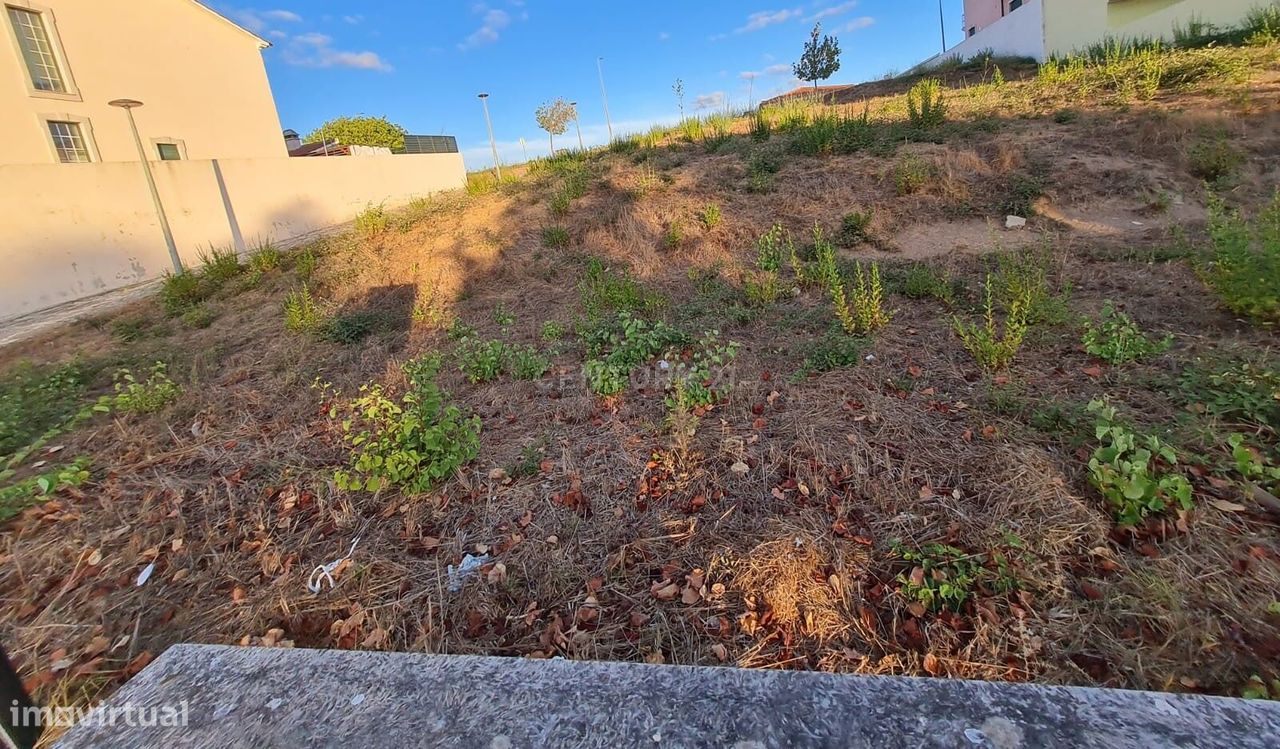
673, 78, 685, 119
304, 115, 407, 151
535, 99, 575, 154
793, 23, 841, 90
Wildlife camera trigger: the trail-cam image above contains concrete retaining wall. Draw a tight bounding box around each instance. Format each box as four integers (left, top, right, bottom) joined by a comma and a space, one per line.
0, 152, 465, 320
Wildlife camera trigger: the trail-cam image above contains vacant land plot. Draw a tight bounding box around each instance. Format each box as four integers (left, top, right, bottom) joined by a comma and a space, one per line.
3, 29, 1280, 731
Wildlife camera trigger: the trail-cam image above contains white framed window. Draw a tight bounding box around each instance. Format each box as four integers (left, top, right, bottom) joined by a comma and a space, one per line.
150, 138, 187, 161
4, 3, 79, 100
39, 114, 96, 163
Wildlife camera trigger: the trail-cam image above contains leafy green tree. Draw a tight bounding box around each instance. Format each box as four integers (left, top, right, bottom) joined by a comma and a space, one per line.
304, 115, 407, 151
535, 98, 576, 154
793, 23, 841, 89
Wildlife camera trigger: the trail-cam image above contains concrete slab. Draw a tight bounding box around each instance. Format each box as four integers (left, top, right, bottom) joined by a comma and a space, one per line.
53, 645, 1280, 748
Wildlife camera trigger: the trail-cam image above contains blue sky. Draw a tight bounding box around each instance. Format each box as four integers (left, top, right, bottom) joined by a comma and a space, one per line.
214, 1, 965, 169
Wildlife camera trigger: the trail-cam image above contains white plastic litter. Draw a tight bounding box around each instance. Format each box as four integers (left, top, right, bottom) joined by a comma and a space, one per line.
135, 562, 155, 587
447, 553, 491, 592
307, 537, 360, 594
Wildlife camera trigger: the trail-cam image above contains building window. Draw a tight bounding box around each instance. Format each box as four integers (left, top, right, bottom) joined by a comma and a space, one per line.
156, 143, 182, 161
1010, 0, 1024, 10
6, 5, 65, 92
969, 26, 976, 37
47, 120, 89, 162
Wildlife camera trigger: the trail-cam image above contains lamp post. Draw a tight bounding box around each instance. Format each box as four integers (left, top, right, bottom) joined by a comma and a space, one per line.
596, 57, 613, 143
570, 101, 584, 152
478, 93, 501, 180
938, 0, 948, 54
109, 98, 182, 274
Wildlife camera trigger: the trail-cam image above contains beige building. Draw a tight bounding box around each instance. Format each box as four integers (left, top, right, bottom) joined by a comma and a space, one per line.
925, 0, 1274, 67
0, 0, 465, 321
2, 0, 286, 165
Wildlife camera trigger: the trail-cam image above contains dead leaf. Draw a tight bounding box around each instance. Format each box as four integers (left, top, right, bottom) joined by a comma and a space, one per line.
923, 653, 942, 675
681, 586, 701, 605
1082, 366, 1103, 379
486, 562, 508, 585
86, 548, 102, 566
1210, 499, 1247, 513
711, 643, 729, 662
650, 581, 680, 601
231, 586, 247, 604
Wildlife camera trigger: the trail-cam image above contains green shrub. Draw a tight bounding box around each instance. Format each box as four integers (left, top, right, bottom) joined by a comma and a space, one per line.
750, 112, 772, 141
990, 249, 1073, 326
111, 318, 148, 343
0, 456, 90, 522
578, 257, 664, 321
1187, 137, 1245, 184
894, 543, 980, 612
1179, 360, 1279, 430
540, 320, 566, 341
324, 311, 388, 344
295, 244, 318, 282
698, 204, 722, 229
1054, 108, 1080, 124
902, 264, 957, 304
582, 312, 682, 396
836, 209, 872, 247
492, 304, 515, 327
799, 330, 865, 375
1244, 4, 1280, 43
455, 338, 506, 384
834, 261, 889, 335
159, 271, 205, 316
181, 304, 216, 329
355, 203, 389, 237
247, 242, 282, 274
1082, 302, 1173, 363
894, 155, 932, 195
541, 225, 570, 248
506, 344, 550, 380
665, 331, 739, 409
198, 246, 243, 286
99, 362, 180, 415
0, 361, 90, 458
333, 354, 480, 493
1086, 400, 1193, 526
757, 223, 789, 273
1201, 193, 1279, 325
662, 220, 684, 250
954, 276, 1030, 371
907, 79, 947, 129
284, 285, 324, 333
1001, 173, 1044, 217
744, 270, 784, 307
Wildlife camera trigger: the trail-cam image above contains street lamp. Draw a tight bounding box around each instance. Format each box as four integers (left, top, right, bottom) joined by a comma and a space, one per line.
570, 101, 584, 152
477, 93, 502, 180
108, 98, 182, 274
938, 0, 948, 54
596, 57, 613, 143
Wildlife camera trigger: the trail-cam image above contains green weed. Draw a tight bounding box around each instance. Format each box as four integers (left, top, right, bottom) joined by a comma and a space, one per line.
455, 338, 507, 384
284, 285, 324, 334
333, 354, 480, 492
1087, 400, 1193, 526
954, 276, 1030, 372
1201, 193, 1279, 325
1082, 302, 1172, 363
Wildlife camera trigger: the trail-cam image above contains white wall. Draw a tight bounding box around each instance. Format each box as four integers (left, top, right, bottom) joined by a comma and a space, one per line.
919, 0, 1046, 68
1044, 0, 1271, 57
0, 153, 465, 319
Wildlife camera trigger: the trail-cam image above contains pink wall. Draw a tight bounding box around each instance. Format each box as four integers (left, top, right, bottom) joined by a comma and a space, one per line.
964, 0, 1015, 36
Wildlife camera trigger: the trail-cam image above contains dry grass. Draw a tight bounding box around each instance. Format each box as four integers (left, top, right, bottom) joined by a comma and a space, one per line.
4, 42, 1280, 742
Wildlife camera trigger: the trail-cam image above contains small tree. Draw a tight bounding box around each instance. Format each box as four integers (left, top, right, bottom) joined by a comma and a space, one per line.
535, 99, 575, 155
304, 115, 407, 151
673, 78, 685, 118
793, 23, 841, 90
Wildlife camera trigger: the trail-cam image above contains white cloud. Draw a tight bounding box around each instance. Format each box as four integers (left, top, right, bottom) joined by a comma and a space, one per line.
658, 31, 670, 41
809, 1, 858, 22
693, 91, 726, 110
261, 9, 301, 23
838, 16, 876, 32
232, 8, 302, 33
459, 7, 514, 50
282, 33, 392, 71
342, 14, 364, 25
736, 8, 802, 33
739, 63, 792, 79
